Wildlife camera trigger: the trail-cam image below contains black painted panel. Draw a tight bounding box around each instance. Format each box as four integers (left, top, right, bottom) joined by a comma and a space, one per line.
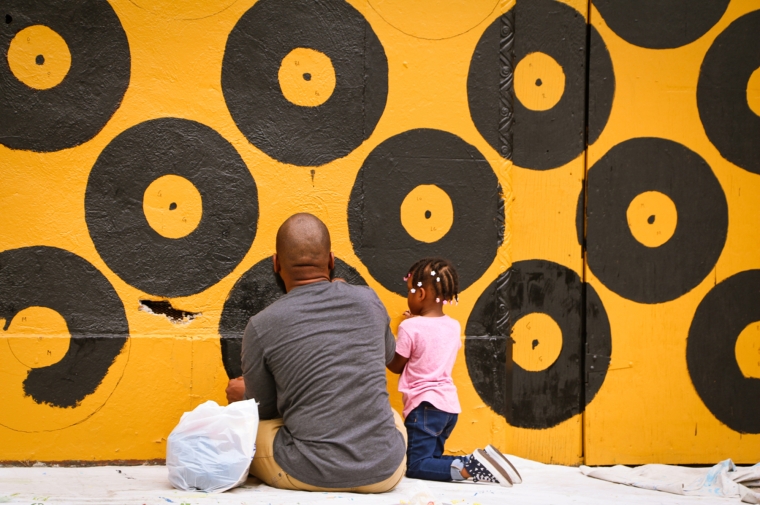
85, 118, 258, 298
222, 0, 388, 167
466, 260, 611, 429
0, 247, 128, 408
584, 137, 727, 304
594, 0, 729, 49
0, 0, 130, 151
468, 0, 614, 169
697, 10, 760, 175
687, 270, 760, 434
348, 128, 503, 296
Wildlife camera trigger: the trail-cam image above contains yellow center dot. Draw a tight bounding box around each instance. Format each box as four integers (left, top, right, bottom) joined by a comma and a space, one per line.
278, 48, 336, 107
143, 175, 203, 239
626, 191, 678, 248
7, 25, 72, 90
747, 67, 760, 117
514, 52, 566, 111
400, 184, 454, 243
511, 312, 563, 372
736, 321, 760, 379
4, 306, 70, 369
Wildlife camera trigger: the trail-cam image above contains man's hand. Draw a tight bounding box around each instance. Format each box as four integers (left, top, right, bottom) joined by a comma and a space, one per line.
226, 377, 246, 404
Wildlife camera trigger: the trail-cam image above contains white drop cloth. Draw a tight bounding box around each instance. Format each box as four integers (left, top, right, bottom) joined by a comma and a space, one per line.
581, 459, 760, 503
0, 456, 730, 505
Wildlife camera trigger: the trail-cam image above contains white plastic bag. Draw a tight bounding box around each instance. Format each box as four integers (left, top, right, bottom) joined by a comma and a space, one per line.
167, 399, 259, 493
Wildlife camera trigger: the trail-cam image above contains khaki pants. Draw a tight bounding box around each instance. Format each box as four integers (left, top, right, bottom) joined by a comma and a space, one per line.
249, 410, 407, 493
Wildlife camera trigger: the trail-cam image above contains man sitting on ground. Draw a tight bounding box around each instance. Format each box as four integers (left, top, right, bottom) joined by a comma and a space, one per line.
226, 213, 406, 492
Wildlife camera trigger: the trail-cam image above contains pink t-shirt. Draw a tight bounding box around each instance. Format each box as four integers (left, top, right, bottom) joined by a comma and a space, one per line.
396, 315, 462, 418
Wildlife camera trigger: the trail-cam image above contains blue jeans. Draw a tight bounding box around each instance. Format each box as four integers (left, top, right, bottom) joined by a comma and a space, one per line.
404, 402, 461, 481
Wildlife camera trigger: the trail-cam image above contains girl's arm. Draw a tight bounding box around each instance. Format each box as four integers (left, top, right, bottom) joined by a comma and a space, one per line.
386, 352, 409, 374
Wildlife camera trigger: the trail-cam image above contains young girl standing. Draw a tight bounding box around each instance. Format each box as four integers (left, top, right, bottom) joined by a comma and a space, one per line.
387, 258, 521, 486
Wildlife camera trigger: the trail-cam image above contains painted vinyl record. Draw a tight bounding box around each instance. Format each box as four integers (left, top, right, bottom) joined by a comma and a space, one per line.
0, 0, 130, 151
0, 246, 128, 409
584, 137, 728, 304
464, 259, 611, 429
219, 257, 366, 378
222, 0, 388, 167
467, 0, 614, 169
594, 0, 729, 49
85, 118, 258, 298
348, 128, 503, 296
687, 270, 760, 434
698, 10, 760, 175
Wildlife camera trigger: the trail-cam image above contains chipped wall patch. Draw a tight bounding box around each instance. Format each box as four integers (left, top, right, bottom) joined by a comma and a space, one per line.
138, 300, 199, 325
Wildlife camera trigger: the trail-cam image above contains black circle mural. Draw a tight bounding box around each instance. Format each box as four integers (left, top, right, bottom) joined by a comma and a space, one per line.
467, 0, 614, 169
687, 270, 760, 434
85, 118, 258, 298
594, 0, 730, 49
348, 128, 503, 296
221, 0, 388, 167
465, 259, 611, 429
0, 0, 130, 152
0, 246, 129, 408
698, 10, 760, 175
583, 137, 728, 304
219, 257, 366, 378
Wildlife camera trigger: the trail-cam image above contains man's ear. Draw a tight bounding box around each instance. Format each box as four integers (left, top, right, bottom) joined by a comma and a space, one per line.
272, 253, 281, 273
328, 252, 335, 271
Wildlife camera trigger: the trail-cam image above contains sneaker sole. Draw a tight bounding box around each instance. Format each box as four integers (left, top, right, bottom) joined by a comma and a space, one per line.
485, 444, 522, 484
472, 449, 513, 487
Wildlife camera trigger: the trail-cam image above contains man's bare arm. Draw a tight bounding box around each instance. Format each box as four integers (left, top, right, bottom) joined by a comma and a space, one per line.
386, 352, 408, 374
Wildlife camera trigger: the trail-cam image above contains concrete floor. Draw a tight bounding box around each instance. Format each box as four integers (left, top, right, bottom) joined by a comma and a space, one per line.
0, 456, 728, 505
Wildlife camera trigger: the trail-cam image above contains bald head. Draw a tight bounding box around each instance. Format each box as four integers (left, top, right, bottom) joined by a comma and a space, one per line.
274, 214, 333, 289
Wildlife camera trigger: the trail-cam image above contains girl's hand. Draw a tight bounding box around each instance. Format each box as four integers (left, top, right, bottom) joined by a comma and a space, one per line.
403, 310, 414, 318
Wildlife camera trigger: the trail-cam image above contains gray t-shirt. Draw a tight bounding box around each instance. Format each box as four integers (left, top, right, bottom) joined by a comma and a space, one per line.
241, 280, 406, 488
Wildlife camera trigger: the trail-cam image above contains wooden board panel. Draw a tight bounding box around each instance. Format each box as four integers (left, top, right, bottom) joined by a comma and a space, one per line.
583, 0, 760, 465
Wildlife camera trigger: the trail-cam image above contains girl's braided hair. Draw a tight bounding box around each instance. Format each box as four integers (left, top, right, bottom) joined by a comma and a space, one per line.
406, 257, 459, 303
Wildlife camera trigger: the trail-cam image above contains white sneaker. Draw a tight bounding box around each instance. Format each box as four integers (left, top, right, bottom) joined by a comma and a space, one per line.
464, 449, 513, 487
485, 444, 522, 484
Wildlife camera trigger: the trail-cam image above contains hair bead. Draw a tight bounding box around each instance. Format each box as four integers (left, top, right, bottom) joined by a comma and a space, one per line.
410, 288, 416, 294
404, 257, 459, 309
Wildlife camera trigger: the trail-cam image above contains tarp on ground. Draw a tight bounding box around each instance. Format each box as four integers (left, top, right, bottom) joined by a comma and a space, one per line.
581, 459, 760, 503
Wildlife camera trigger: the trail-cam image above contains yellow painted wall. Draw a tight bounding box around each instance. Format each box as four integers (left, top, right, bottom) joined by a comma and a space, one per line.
0, 0, 758, 466
583, 0, 760, 464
